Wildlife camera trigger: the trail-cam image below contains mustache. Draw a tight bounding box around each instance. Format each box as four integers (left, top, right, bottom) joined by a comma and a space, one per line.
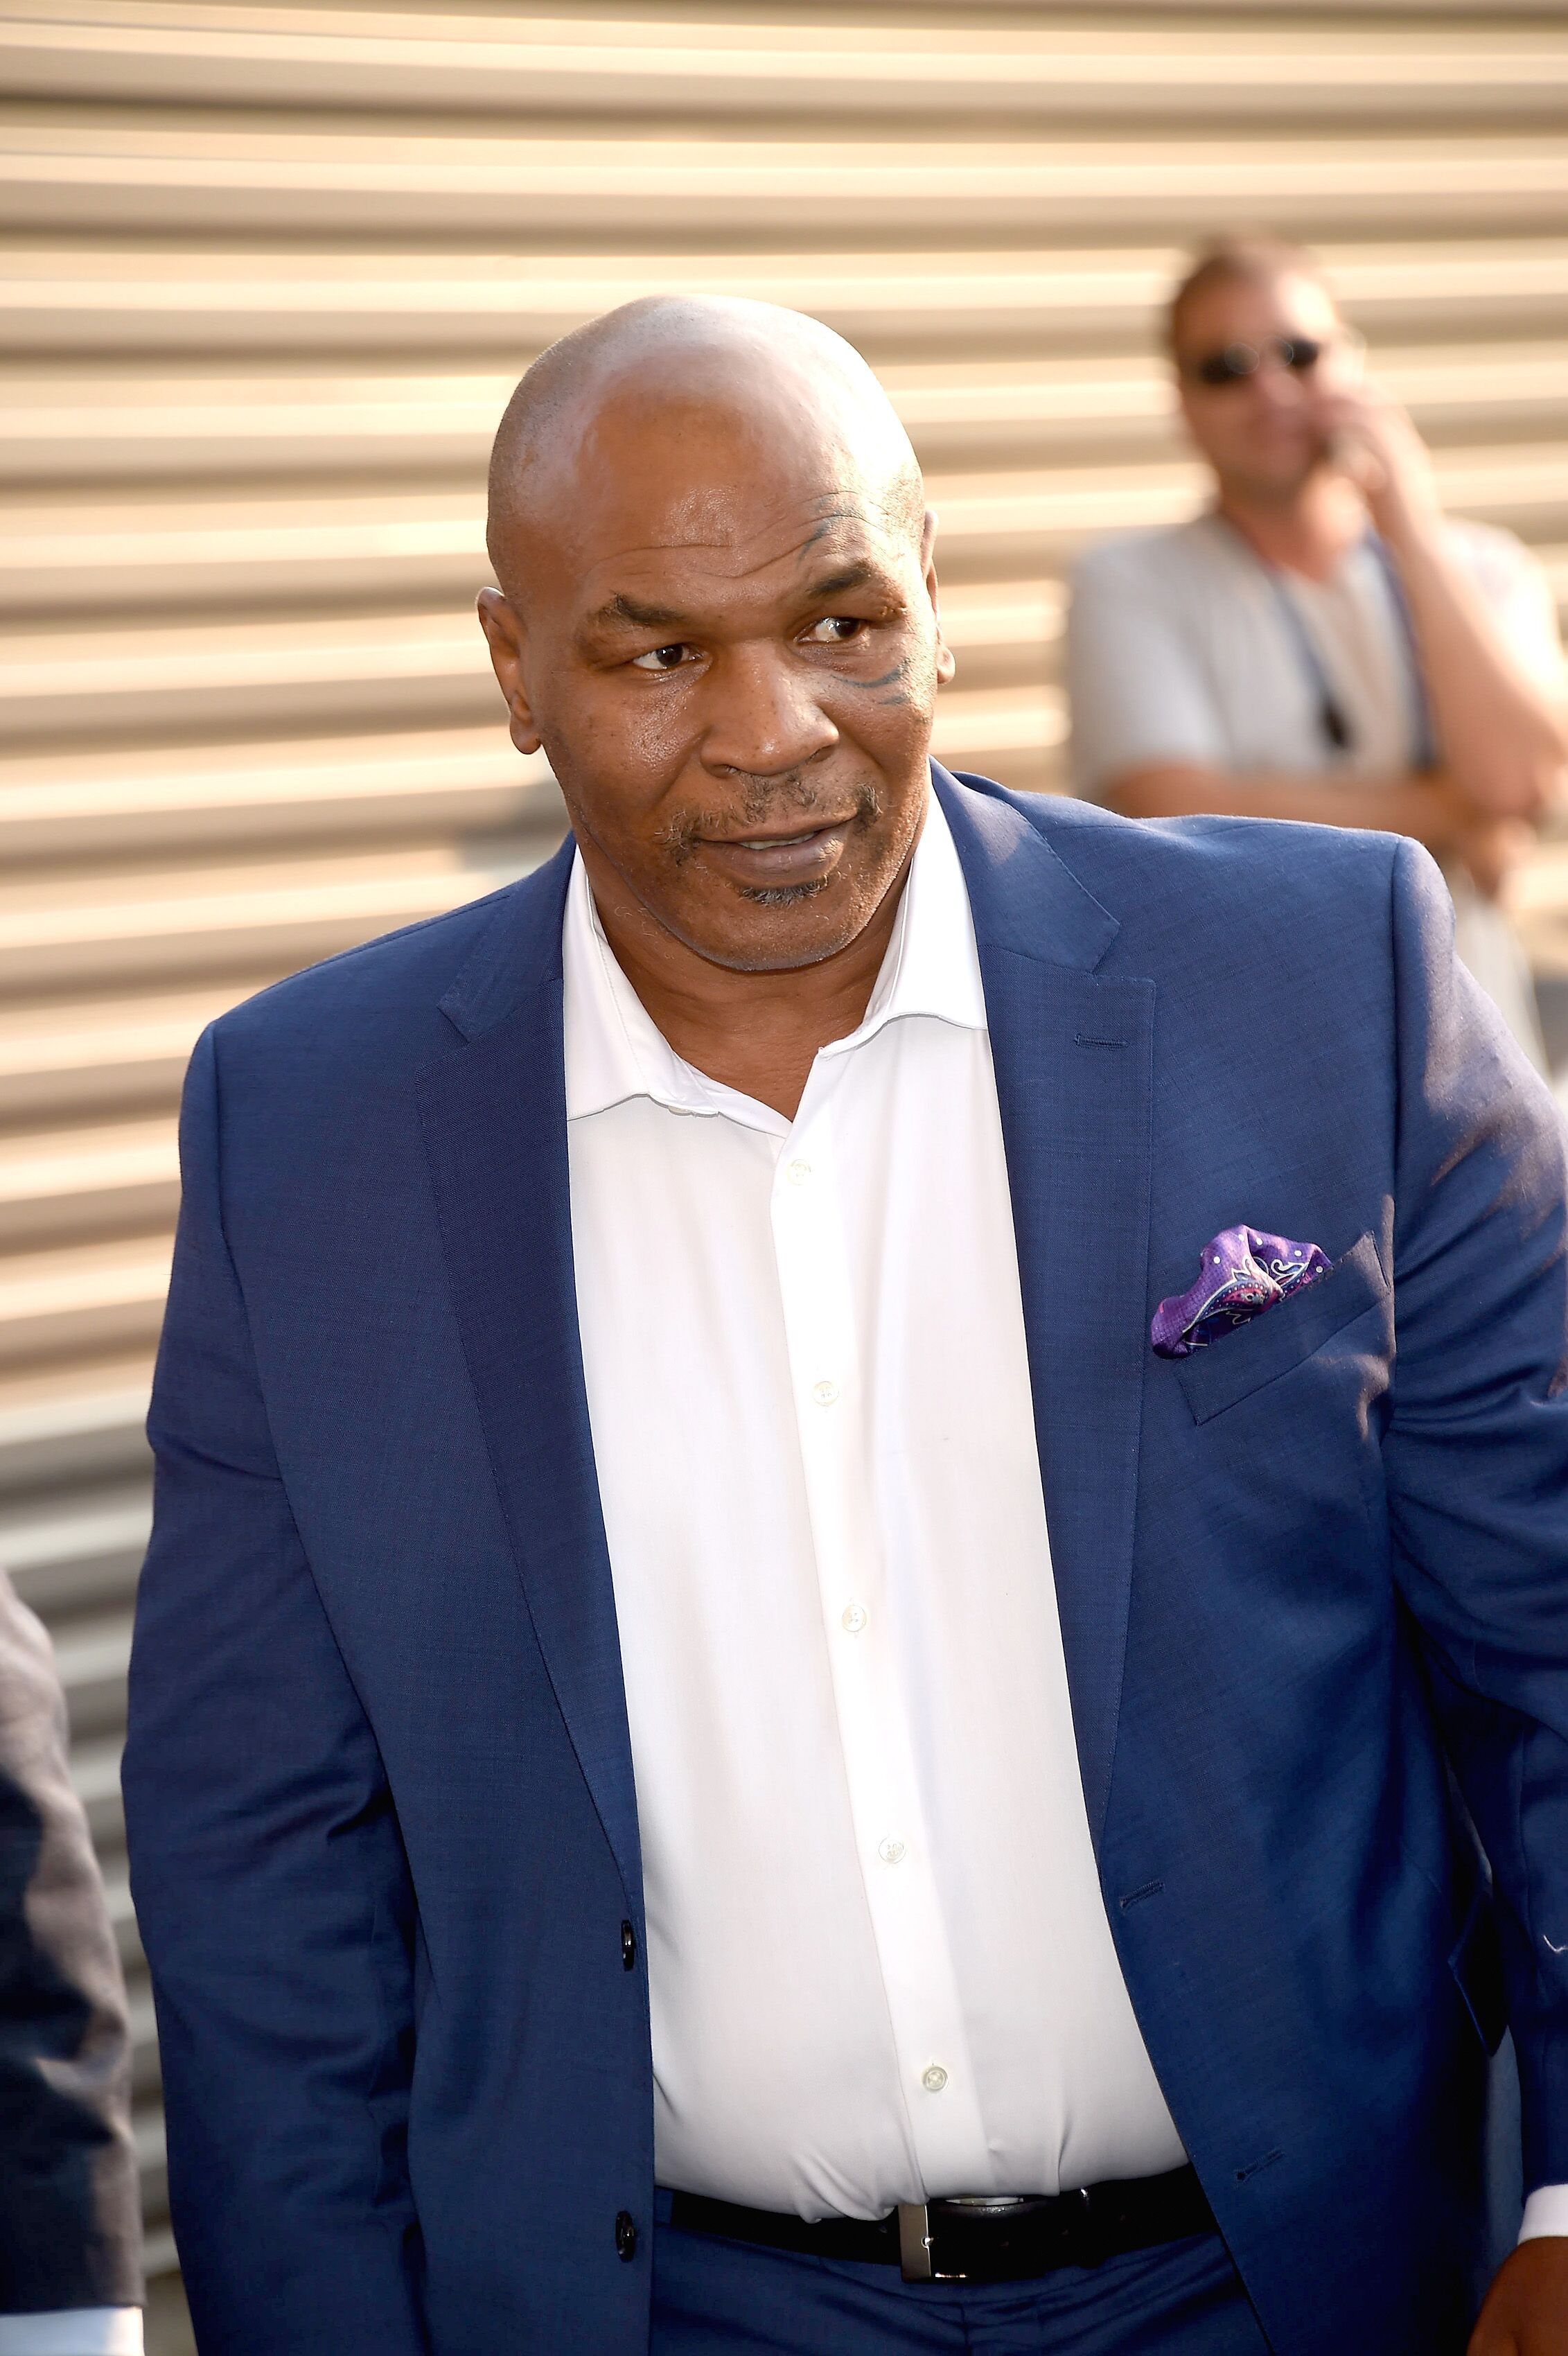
654, 774, 882, 863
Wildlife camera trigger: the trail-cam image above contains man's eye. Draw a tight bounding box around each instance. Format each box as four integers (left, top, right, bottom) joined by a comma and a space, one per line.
631, 644, 689, 671
805, 616, 865, 644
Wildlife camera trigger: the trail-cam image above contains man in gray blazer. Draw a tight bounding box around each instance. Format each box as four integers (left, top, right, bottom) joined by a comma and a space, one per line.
0, 1570, 141, 2351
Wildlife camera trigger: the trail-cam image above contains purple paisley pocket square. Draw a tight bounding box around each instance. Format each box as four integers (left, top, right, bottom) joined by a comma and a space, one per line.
1151, 1225, 1331, 1360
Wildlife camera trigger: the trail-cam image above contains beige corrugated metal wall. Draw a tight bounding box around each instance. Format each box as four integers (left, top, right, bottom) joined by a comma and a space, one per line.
3, 0, 1567, 2314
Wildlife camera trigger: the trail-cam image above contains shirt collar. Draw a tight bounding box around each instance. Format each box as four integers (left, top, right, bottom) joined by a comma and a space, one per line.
562, 786, 988, 1125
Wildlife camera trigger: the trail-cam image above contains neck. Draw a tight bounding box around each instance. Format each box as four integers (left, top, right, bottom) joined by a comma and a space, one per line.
1215, 468, 1364, 583
580, 847, 913, 1123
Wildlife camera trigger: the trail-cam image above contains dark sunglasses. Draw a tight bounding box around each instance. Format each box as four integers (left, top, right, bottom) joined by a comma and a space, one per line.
1185, 335, 1326, 389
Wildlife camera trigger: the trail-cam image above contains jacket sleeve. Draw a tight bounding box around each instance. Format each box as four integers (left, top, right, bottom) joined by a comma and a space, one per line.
0, 1572, 141, 2313
1381, 836, 1568, 2198
123, 1027, 428, 2355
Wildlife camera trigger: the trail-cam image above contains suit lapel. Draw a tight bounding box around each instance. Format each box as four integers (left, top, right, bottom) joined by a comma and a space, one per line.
938, 771, 1156, 1842
417, 780, 1153, 1892
419, 842, 642, 1917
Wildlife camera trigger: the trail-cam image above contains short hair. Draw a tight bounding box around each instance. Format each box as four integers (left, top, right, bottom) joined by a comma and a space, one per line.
1164, 237, 1335, 357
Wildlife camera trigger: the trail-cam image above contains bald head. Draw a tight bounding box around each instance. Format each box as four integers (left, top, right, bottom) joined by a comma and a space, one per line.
486, 294, 923, 596
475, 292, 952, 984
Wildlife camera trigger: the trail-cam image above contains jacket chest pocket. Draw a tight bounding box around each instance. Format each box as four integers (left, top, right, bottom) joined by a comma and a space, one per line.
1172, 1231, 1389, 1425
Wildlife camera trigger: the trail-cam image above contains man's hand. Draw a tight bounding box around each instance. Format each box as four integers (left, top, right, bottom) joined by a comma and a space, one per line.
1453, 811, 1539, 902
1470, 2238, 1568, 2355
1404, 773, 1540, 896
1311, 378, 1443, 554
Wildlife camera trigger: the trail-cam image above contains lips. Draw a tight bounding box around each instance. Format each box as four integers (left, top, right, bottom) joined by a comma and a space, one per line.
695, 820, 852, 887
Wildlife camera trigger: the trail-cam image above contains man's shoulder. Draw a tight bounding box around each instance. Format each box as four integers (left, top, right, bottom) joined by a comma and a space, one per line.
208, 844, 570, 1075
1067, 514, 1232, 601
978, 773, 1402, 899
976, 780, 1443, 1055
1442, 514, 1551, 600
948, 773, 1412, 976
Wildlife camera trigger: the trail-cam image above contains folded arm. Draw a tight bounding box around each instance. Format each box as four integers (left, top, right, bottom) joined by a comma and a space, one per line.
1104, 765, 1534, 899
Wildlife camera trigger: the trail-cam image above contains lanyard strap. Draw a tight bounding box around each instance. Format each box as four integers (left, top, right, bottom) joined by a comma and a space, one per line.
1363, 530, 1438, 771
1263, 564, 1353, 755
1260, 529, 1436, 772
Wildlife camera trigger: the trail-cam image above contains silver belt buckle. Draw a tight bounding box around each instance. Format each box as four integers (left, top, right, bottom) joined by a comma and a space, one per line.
897, 2201, 934, 2281
899, 2193, 1031, 2283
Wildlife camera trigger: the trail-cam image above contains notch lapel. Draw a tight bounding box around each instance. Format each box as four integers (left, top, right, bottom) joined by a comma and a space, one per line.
419, 844, 642, 1917
938, 771, 1156, 1842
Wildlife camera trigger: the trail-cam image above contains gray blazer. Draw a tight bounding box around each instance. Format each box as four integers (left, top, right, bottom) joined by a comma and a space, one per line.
0, 1569, 141, 2312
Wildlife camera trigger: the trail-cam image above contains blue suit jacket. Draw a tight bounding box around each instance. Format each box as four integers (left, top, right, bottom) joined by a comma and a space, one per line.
124, 768, 1568, 2355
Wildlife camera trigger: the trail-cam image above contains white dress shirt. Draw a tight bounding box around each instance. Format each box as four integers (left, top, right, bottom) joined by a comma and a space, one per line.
564, 791, 1186, 2220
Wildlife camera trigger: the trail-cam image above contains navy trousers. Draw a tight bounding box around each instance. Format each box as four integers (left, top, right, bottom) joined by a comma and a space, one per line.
650, 2206, 1271, 2354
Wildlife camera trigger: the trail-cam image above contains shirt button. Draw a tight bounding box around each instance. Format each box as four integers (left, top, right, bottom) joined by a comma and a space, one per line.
840, 1602, 869, 1635
811, 1380, 840, 1407
921, 2065, 949, 2095
786, 1159, 813, 1185
877, 1836, 906, 1865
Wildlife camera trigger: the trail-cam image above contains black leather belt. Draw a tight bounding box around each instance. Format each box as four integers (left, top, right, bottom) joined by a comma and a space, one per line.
667, 2164, 1217, 2284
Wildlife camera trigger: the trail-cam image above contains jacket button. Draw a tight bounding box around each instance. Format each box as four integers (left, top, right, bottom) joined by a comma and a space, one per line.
622, 1919, 637, 1971
615, 2210, 638, 2262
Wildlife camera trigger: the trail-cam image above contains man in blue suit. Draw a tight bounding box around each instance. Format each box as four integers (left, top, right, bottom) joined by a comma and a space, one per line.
124, 297, 1568, 2355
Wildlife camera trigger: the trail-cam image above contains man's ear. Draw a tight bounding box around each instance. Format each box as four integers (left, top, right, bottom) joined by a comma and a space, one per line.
476, 587, 544, 757
920, 509, 958, 688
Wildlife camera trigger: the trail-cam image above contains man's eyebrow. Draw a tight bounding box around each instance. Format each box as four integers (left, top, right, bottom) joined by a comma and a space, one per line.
588, 592, 691, 633
802, 561, 882, 600
584, 563, 886, 636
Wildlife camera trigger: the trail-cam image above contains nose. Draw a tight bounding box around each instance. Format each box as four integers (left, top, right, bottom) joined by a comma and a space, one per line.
698, 644, 839, 780
1252, 350, 1310, 407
